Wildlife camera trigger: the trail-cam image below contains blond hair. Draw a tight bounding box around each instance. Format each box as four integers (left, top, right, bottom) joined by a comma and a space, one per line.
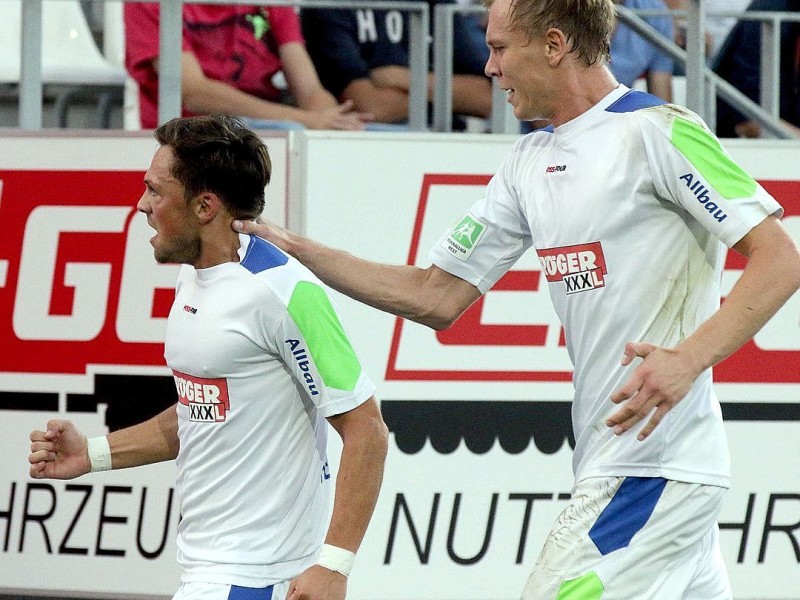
483, 0, 615, 66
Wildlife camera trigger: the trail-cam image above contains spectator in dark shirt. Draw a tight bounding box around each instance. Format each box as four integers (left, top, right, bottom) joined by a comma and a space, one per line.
713, 0, 800, 138
301, 0, 492, 128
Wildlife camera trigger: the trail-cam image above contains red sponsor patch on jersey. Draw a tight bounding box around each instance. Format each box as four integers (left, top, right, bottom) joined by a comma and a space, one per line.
173, 370, 231, 422
536, 242, 607, 293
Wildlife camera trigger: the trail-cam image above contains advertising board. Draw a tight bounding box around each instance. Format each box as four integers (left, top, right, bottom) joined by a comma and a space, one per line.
0, 132, 797, 598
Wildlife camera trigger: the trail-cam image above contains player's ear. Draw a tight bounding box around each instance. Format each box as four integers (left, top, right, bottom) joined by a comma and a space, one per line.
544, 27, 569, 65
195, 192, 222, 224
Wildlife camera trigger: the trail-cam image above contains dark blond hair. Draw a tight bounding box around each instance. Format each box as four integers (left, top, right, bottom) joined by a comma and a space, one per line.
484, 0, 614, 66
155, 115, 272, 220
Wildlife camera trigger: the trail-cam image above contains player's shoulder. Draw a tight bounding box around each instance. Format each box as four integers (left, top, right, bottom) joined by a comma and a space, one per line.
606, 89, 710, 139
239, 234, 291, 275
238, 234, 327, 302
605, 88, 667, 115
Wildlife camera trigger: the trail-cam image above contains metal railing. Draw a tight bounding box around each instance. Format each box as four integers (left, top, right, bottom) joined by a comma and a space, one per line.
614, 3, 800, 139
5, 0, 800, 137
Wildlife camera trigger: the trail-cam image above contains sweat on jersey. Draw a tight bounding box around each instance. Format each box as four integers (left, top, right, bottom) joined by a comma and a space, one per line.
164, 233, 376, 586
430, 85, 783, 488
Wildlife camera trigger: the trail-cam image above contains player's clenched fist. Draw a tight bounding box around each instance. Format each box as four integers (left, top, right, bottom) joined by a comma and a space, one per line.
29, 420, 90, 480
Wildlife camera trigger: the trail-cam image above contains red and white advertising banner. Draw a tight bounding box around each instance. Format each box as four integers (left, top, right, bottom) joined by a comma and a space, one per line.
0, 132, 288, 597
0, 131, 798, 599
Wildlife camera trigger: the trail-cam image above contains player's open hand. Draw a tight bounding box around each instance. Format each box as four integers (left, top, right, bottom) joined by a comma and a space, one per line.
285, 564, 347, 600
29, 420, 91, 480
606, 342, 701, 440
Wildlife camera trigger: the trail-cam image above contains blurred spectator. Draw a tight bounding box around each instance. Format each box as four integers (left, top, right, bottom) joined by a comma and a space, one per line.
610, 0, 675, 102
125, 4, 370, 130
713, 0, 800, 138
703, 0, 752, 60
300, 0, 492, 129
665, 0, 750, 66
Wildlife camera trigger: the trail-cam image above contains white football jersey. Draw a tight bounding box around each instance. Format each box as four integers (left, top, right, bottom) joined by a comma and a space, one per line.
430, 85, 782, 488
165, 233, 375, 586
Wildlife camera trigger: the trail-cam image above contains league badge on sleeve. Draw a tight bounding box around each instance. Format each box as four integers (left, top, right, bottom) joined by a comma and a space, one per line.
442, 213, 487, 261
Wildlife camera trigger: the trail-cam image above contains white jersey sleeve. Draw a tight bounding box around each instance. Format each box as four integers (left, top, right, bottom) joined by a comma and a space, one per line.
639, 105, 783, 247
428, 141, 534, 294
271, 279, 377, 418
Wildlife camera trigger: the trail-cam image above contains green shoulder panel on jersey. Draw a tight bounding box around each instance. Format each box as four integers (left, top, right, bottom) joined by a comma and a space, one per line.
555, 571, 604, 600
670, 117, 757, 199
287, 281, 361, 391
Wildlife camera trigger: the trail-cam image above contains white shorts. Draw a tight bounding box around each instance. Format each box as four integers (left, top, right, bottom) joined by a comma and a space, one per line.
521, 477, 732, 600
172, 581, 290, 600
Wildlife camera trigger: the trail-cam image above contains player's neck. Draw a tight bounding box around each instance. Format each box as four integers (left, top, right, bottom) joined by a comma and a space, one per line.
193, 223, 242, 269
549, 66, 619, 128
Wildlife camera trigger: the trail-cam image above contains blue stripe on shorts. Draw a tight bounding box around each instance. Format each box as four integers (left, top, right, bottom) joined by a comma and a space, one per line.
227, 585, 274, 600
588, 476, 667, 555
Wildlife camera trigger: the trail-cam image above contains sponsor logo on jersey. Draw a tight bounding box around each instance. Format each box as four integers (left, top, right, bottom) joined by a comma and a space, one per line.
183, 305, 197, 314
679, 173, 728, 222
536, 242, 607, 295
545, 165, 567, 173
441, 214, 487, 262
173, 370, 231, 422
285, 339, 319, 396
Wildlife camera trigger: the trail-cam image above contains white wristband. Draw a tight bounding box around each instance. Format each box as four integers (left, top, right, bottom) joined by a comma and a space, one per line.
87, 436, 112, 472
316, 544, 355, 577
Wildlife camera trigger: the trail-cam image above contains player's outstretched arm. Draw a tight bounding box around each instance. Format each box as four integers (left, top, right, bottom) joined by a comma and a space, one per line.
287, 397, 388, 600
106, 403, 180, 470
233, 219, 481, 330
29, 405, 180, 479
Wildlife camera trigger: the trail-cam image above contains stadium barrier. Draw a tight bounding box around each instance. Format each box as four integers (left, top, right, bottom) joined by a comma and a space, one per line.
0, 129, 798, 599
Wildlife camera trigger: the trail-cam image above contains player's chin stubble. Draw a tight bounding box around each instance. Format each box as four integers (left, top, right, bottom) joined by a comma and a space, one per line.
154, 236, 202, 265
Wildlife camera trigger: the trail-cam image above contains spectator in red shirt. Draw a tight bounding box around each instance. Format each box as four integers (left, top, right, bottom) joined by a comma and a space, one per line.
125, 4, 371, 130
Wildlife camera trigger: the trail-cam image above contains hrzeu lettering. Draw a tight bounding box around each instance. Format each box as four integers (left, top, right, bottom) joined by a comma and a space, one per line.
172, 370, 231, 422
285, 339, 319, 396
0, 481, 175, 559
679, 173, 728, 222
536, 242, 608, 295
